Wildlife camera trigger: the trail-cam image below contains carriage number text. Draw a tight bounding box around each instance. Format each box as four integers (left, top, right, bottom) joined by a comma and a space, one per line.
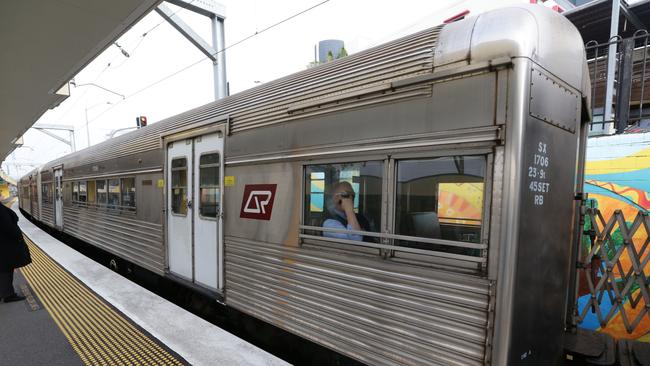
534, 154, 549, 167
528, 142, 551, 206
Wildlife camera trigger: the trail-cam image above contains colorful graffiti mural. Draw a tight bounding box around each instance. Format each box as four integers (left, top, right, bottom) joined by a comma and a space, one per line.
579, 132, 650, 341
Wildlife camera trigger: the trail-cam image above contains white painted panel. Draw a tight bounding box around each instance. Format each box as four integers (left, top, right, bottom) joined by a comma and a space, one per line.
54, 169, 63, 228
193, 133, 223, 290
167, 139, 193, 280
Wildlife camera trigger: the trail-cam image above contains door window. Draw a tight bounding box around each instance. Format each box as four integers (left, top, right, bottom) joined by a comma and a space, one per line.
199, 153, 220, 218
171, 158, 188, 215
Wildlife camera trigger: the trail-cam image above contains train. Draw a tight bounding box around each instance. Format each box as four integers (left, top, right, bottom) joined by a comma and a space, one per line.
19, 5, 591, 365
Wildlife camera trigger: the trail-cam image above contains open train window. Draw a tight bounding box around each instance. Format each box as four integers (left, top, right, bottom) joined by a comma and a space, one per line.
78, 181, 87, 203
304, 161, 382, 242
108, 179, 120, 208
199, 153, 220, 218
121, 178, 136, 207
171, 158, 188, 215
395, 155, 486, 252
96, 180, 107, 205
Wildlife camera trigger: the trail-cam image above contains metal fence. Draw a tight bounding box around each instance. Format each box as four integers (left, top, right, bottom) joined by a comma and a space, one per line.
586, 30, 650, 135
573, 206, 650, 336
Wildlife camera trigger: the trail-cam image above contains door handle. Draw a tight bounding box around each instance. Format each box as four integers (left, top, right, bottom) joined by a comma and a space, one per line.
187, 200, 193, 209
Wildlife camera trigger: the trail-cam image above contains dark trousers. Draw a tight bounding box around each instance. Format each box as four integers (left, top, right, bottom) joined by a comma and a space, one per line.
0, 271, 16, 298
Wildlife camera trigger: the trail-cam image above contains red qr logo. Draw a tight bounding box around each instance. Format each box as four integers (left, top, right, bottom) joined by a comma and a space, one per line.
240, 184, 277, 220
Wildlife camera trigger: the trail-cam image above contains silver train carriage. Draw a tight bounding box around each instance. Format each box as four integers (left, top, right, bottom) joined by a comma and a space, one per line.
19, 5, 591, 366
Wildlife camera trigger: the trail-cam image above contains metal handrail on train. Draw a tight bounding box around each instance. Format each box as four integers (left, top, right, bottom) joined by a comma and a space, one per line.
69, 200, 137, 212
299, 225, 486, 263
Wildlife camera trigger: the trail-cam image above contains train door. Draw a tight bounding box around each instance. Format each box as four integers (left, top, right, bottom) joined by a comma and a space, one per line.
30, 178, 38, 218
54, 168, 63, 229
27, 177, 34, 216
167, 132, 224, 291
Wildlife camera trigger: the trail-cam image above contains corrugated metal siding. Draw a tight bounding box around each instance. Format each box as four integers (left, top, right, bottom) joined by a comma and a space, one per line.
41, 203, 54, 227
63, 206, 164, 274
45, 26, 441, 169
30, 197, 39, 220
226, 237, 490, 366
20, 198, 29, 212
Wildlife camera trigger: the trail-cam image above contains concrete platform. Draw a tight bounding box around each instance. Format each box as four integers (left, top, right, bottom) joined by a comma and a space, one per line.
9, 203, 291, 366
0, 269, 84, 366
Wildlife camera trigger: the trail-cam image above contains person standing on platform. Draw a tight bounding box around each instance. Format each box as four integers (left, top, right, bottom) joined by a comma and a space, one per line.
0, 201, 31, 303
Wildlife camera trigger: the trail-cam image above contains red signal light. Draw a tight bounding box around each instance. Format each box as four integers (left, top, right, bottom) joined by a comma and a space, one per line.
136, 116, 148, 128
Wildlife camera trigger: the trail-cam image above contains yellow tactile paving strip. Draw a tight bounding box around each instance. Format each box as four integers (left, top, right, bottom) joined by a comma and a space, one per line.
20, 236, 187, 366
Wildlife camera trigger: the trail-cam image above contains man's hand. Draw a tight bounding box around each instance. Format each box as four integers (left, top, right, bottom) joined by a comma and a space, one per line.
340, 197, 355, 214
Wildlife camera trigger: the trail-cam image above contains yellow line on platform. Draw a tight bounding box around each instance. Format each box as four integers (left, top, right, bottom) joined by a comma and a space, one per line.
19, 236, 185, 366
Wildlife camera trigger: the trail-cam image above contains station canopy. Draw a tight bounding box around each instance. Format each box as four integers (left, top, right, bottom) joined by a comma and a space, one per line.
564, 0, 650, 44
0, 170, 16, 186
0, 0, 161, 160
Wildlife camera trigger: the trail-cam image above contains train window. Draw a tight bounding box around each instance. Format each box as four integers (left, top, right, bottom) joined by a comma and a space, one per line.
395, 155, 486, 251
199, 153, 220, 218
121, 178, 136, 207
78, 181, 87, 202
72, 182, 79, 202
64, 182, 71, 202
304, 161, 383, 241
108, 179, 120, 208
87, 181, 96, 203
42, 183, 52, 204
171, 158, 188, 215
96, 180, 107, 205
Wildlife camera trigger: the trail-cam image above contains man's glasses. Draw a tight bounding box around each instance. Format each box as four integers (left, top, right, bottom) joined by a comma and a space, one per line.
336, 191, 355, 198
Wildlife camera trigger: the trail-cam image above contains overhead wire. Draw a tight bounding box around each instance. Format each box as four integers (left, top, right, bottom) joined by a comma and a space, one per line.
85, 0, 331, 125
100, 0, 198, 75
107, 1, 197, 72
60, 1, 197, 130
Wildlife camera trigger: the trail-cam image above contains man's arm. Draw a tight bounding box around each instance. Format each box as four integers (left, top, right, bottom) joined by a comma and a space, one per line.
323, 219, 363, 241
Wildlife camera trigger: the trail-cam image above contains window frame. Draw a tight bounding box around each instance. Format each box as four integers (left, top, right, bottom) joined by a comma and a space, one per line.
300, 154, 389, 239
41, 182, 53, 204
107, 178, 121, 209
170, 156, 189, 217
96, 179, 108, 206
197, 152, 221, 221
298, 148, 494, 271
391, 153, 490, 255
71, 181, 78, 202
63, 177, 136, 212
120, 177, 137, 209
78, 181, 87, 203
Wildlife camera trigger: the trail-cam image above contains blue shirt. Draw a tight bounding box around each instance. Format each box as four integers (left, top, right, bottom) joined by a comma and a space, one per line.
323, 210, 363, 241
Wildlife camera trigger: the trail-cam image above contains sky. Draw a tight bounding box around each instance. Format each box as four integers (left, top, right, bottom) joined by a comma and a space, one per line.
2, 0, 561, 178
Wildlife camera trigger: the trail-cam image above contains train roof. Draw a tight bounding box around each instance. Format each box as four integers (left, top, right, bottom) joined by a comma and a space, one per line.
27, 4, 590, 178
